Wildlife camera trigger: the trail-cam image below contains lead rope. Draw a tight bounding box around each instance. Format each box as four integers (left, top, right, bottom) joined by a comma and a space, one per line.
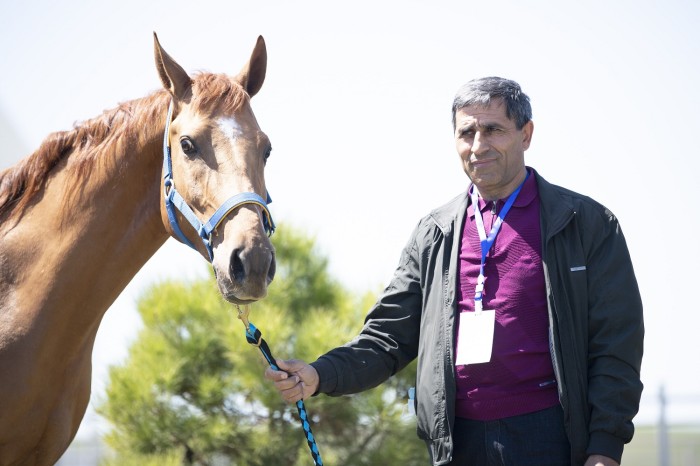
237, 305, 324, 466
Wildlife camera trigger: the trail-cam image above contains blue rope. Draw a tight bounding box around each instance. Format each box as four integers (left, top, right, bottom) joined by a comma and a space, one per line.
238, 307, 324, 466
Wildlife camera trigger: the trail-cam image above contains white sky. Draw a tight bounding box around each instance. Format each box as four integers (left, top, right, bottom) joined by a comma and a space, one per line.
1, 0, 699, 441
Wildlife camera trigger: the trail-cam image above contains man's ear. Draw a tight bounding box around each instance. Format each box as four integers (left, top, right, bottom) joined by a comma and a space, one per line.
521, 120, 534, 150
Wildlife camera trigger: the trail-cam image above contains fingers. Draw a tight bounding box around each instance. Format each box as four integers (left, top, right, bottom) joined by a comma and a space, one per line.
263, 368, 304, 402
276, 358, 305, 372
263, 359, 300, 385
282, 380, 308, 403
264, 365, 289, 382
263, 359, 315, 403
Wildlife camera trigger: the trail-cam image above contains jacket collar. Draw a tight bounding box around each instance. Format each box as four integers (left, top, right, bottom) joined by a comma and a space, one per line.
428, 167, 574, 239
532, 168, 576, 241
429, 192, 468, 237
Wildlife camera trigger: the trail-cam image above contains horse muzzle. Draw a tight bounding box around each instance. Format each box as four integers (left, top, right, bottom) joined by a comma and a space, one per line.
213, 238, 276, 304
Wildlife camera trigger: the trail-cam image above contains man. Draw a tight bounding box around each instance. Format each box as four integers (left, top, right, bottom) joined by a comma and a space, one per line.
265, 77, 644, 466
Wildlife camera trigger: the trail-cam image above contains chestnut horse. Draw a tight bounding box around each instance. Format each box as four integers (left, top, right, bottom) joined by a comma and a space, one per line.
0, 34, 276, 465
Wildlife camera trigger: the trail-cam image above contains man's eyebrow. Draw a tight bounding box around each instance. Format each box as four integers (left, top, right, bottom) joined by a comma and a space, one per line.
480, 120, 508, 129
457, 120, 506, 135
457, 122, 476, 135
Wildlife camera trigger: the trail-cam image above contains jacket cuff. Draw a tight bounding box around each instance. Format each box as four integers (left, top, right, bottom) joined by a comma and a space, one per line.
310, 357, 339, 395
586, 431, 624, 464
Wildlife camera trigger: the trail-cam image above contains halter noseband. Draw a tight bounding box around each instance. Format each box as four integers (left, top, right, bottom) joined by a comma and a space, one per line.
162, 101, 275, 262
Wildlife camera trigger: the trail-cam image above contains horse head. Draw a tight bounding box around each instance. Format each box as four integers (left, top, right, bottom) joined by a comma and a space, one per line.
154, 34, 276, 304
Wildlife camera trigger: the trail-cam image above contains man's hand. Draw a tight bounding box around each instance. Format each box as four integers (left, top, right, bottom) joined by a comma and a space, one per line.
264, 359, 319, 403
584, 455, 619, 466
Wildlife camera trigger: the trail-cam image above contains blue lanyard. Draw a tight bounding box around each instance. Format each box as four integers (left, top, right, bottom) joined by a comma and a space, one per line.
469, 172, 528, 312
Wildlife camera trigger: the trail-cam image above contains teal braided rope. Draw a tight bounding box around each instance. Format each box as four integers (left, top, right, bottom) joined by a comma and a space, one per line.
239, 313, 324, 466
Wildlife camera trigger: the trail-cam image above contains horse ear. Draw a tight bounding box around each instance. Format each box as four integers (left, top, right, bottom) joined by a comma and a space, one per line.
236, 36, 267, 97
153, 32, 192, 100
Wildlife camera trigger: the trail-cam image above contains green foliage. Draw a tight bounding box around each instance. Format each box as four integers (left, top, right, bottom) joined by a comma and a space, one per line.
99, 224, 428, 465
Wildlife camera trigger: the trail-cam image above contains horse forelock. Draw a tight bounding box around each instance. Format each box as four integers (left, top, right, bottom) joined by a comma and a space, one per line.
190, 72, 251, 116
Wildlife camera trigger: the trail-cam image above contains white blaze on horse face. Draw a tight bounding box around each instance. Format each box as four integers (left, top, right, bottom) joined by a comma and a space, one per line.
212, 114, 257, 195
209, 114, 272, 302
217, 116, 246, 142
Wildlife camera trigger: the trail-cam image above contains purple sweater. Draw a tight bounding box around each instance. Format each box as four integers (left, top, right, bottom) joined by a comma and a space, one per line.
455, 170, 559, 421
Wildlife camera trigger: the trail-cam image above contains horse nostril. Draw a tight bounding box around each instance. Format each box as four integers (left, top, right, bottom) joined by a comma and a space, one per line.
230, 249, 246, 283
267, 254, 277, 282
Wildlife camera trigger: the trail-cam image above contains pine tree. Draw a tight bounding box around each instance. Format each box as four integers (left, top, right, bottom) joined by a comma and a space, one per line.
99, 225, 428, 466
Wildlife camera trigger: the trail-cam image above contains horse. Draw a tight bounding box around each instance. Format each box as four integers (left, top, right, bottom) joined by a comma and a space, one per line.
0, 33, 276, 465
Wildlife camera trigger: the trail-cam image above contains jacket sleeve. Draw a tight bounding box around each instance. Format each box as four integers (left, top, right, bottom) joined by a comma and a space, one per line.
311, 222, 424, 396
583, 207, 644, 461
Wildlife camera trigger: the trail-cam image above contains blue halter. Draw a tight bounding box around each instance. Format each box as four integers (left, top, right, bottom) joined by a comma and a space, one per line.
162, 101, 275, 261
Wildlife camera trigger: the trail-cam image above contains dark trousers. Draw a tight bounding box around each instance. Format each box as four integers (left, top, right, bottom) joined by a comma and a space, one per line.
447, 405, 571, 466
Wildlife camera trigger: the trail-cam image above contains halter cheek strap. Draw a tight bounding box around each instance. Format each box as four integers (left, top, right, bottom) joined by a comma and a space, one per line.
162, 100, 275, 262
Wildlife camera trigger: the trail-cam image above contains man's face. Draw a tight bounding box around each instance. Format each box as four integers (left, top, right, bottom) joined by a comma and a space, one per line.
454, 99, 533, 200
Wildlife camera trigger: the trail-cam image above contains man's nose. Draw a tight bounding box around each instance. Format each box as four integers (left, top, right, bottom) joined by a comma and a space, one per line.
471, 131, 489, 155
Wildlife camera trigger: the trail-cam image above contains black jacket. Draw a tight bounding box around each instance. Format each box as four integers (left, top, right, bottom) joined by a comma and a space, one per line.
312, 169, 644, 465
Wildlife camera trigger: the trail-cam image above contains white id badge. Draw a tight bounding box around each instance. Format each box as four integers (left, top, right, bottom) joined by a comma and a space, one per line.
455, 309, 495, 365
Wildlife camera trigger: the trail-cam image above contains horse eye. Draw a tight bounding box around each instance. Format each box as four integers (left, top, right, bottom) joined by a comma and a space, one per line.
180, 137, 197, 156
264, 146, 272, 161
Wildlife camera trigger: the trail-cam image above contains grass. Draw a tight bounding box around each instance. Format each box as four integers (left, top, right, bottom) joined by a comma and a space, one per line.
623, 424, 700, 466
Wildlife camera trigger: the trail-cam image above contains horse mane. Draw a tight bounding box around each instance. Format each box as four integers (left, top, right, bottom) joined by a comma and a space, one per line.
0, 72, 250, 222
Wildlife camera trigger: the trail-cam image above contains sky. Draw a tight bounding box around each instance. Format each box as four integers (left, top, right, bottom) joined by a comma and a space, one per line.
1, 0, 699, 444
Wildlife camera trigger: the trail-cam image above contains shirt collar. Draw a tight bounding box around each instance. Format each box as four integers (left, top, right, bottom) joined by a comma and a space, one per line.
468, 167, 537, 217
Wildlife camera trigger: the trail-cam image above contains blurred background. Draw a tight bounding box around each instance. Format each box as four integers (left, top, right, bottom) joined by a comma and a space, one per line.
1, 0, 698, 464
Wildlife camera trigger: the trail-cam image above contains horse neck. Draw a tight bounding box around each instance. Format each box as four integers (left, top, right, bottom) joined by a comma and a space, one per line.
2, 94, 171, 330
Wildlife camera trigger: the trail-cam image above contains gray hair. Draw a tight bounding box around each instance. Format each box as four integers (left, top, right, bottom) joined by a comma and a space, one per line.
451, 77, 532, 130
